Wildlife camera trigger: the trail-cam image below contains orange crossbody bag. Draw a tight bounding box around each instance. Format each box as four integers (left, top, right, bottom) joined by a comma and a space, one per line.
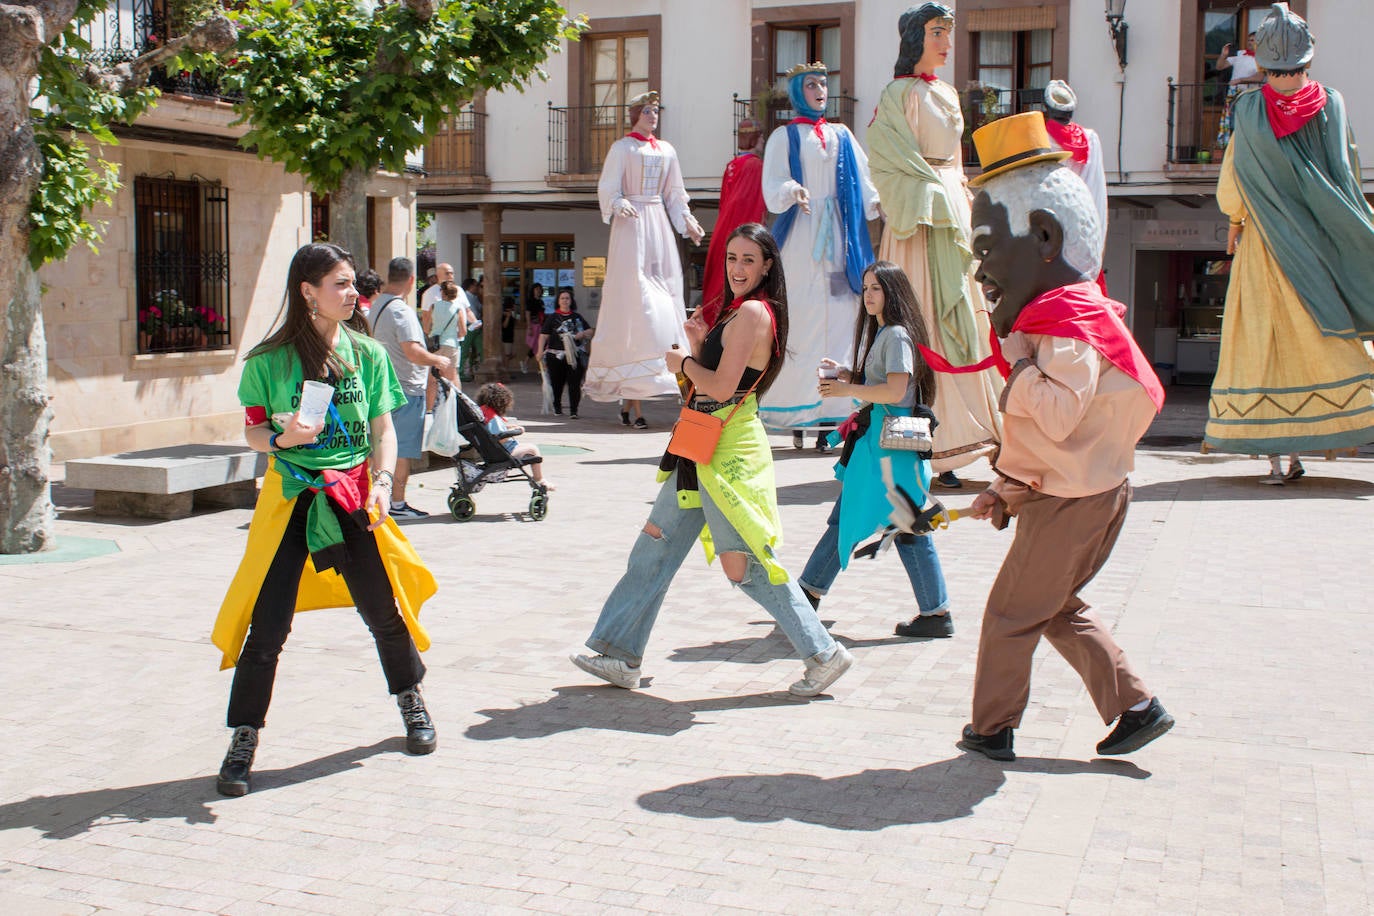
665, 375, 762, 465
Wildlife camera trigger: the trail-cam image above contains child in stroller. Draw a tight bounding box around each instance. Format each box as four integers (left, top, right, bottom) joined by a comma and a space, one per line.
444, 383, 550, 521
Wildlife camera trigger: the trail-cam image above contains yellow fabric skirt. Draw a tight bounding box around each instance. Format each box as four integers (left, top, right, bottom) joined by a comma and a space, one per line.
210, 465, 436, 670
1204, 222, 1374, 455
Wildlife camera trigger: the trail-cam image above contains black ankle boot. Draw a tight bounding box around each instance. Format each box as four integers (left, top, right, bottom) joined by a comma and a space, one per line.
397, 684, 437, 755
217, 725, 258, 797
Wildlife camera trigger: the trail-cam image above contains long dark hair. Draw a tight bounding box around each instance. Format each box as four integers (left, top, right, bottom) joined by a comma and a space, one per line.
850, 260, 936, 406
720, 222, 789, 398
249, 242, 367, 380
894, 3, 955, 78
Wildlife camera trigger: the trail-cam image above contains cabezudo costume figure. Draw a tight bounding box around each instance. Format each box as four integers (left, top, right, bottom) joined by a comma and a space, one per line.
949, 112, 1174, 762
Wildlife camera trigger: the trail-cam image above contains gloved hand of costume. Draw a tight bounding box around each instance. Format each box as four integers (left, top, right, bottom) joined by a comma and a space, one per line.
613, 198, 638, 220
684, 214, 704, 245
791, 185, 812, 215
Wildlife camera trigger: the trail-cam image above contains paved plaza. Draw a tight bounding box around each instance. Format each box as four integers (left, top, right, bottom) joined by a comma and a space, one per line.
2, 379, 1372, 914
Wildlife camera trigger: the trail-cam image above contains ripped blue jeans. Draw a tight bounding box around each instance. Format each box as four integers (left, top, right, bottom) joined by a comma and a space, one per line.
585, 477, 836, 668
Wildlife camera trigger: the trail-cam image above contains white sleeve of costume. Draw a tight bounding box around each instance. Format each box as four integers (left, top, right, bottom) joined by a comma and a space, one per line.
1083, 129, 1109, 232
762, 128, 803, 215
598, 140, 627, 225
661, 141, 693, 237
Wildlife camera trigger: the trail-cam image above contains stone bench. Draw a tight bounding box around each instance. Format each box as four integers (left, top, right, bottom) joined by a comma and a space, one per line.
65, 444, 268, 520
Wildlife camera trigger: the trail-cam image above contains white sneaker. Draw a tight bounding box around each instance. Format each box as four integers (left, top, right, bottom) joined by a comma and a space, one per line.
571, 653, 640, 689
789, 644, 853, 697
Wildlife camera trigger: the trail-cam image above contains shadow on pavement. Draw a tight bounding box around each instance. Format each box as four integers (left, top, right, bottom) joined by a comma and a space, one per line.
670, 622, 918, 664
637, 756, 1149, 830
0, 740, 402, 840
1131, 475, 1374, 502
466, 686, 813, 741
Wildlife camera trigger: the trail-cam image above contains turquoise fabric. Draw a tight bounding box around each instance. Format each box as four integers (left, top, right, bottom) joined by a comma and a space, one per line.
1229, 87, 1374, 340
833, 403, 933, 571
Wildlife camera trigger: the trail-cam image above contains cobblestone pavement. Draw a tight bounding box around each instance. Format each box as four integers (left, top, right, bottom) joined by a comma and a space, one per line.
2, 380, 1371, 914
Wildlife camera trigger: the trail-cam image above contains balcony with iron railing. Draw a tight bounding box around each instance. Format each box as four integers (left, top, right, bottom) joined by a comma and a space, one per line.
79, 0, 238, 100
546, 103, 672, 184
958, 86, 1046, 171
421, 108, 489, 191
730, 94, 859, 157
1165, 79, 1234, 175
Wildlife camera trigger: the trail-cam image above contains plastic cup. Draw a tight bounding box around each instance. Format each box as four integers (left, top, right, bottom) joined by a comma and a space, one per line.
298, 380, 335, 424
817, 365, 840, 380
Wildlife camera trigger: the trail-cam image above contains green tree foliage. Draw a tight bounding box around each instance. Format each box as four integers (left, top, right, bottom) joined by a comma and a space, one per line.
222, 0, 585, 194
27, 0, 230, 267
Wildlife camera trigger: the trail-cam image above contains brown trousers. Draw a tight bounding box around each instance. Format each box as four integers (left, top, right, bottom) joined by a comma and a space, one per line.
972, 481, 1152, 735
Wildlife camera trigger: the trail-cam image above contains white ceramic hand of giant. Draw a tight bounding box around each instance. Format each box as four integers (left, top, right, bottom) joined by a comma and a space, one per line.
614, 199, 638, 220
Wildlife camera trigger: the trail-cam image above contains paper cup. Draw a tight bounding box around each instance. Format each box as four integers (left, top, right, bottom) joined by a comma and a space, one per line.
298, 380, 335, 424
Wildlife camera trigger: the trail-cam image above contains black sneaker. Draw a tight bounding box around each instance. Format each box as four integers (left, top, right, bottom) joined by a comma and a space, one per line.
935, 470, 962, 489
620, 410, 631, 426
634, 417, 648, 429
553, 406, 563, 415
958, 724, 1015, 761
894, 614, 954, 638
396, 684, 437, 755
389, 503, 429, 520
216, 725, 258, 797
1096, 698, 1174, 755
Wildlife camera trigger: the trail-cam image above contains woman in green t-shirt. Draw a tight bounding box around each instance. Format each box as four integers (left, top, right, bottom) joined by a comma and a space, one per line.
211, 243, 439, 798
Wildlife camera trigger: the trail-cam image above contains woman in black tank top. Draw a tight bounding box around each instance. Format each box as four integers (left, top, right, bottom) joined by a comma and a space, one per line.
571, 224, 855, 699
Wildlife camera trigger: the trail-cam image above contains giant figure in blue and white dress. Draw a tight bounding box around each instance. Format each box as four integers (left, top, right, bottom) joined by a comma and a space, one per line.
757, 63, 880, 434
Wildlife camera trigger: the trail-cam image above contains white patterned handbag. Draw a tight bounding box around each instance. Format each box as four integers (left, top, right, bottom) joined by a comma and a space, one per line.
879, 414, 934, 454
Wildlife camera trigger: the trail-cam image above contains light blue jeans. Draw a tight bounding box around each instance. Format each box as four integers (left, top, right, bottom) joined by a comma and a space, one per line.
585, 477, 837, 667
798, 493, 950, 616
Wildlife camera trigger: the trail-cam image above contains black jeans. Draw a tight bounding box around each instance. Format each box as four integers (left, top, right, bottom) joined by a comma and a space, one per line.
226, 495, 426, 728
544, 354, 584, 414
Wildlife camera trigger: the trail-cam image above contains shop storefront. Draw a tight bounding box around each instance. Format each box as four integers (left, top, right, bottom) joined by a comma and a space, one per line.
1111, 207, 1231, 387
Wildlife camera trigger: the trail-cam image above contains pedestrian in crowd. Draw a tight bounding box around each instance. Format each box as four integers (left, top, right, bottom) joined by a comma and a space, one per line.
523, 282, 547, 373
571, 223, 853, 698
584, 90, 704, 427
798, 260, 952, 638
952, 112, 1171, 762
537, 287, 593, 418
758, 62, 879, 450
355, 268, 382, 318
1214, 32, 1263, 150
459, 277, 484, 381
210, 242, 438, 798
431, 279, 467, 391
419, 262, 453, 335
1203, 2, 1374, 481
368, 257, 451, 519
500, 295, 518, 365
476, 382, 552, 490
868, 2, 1002, 489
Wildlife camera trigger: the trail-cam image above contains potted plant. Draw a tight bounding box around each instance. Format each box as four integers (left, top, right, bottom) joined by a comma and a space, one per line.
137, 304, 164, 351
152, 289, 194, 348
190, 305, 227, 348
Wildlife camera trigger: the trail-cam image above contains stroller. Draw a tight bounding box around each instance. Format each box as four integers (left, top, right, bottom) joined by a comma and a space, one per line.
446, 388, 549, 522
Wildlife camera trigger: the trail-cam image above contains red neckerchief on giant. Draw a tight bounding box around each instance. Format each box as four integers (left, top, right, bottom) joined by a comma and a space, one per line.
789, 116, 827, 150
1261, 80, 1327, 139
916, 281, 1164, 411
628, 131, 659, 150
1044, 119, 1090, 163
721, 293, 780, 355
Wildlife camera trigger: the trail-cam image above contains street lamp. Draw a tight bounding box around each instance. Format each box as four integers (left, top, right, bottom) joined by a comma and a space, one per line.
1105, 0, 1128, 69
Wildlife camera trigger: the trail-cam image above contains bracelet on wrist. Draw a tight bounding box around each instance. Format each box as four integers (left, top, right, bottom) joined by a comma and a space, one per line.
269, 431, 284, 451
371, 469, 395, 489
681, 355, 696, 376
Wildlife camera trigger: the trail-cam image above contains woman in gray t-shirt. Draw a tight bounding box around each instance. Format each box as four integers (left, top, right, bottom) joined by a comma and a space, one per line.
799, 260, 953, 638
